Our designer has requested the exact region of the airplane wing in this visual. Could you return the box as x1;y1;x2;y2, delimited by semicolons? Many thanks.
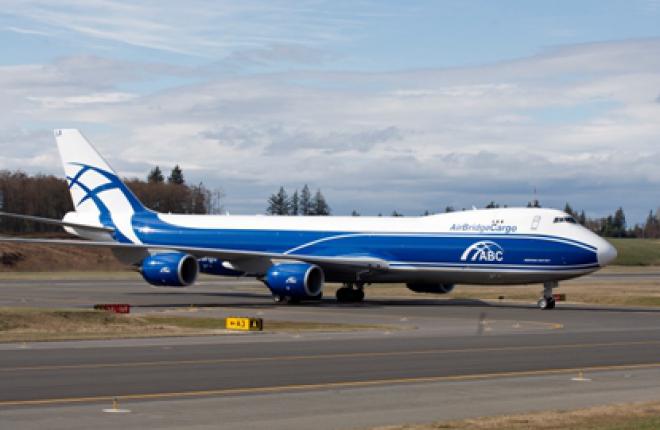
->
0;237;389;271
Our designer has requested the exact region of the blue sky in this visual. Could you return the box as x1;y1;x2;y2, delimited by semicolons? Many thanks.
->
1;1;660;223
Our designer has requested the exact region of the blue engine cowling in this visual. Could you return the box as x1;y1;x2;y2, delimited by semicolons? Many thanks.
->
265;263;324;299
406;283;455;294
141;252;199;287
198;257;245;277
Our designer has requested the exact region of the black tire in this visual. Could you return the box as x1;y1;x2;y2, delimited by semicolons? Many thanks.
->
353;289;365;302
547;298;556;309
336;287;352;303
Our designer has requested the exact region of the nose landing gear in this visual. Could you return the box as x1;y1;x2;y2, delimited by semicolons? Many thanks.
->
537;281;557;310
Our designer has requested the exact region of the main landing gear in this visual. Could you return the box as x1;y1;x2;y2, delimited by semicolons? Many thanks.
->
336;282;365;303
537;281;557;310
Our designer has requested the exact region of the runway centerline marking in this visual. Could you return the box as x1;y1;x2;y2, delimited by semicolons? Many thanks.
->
3;339;660;373
2;362;660;407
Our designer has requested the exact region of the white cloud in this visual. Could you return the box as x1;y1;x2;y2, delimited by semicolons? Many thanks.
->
0;38;659;221
4;26;50;36
27;92;137;109
3;0;366;58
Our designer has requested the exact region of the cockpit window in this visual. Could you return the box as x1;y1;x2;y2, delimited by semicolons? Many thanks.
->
553;216;577;224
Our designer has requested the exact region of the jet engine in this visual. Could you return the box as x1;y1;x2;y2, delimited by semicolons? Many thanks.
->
406;282;455;294
141;252;198;287
265;263;324;301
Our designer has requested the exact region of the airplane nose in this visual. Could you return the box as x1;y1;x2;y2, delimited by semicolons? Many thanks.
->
598;241;618;266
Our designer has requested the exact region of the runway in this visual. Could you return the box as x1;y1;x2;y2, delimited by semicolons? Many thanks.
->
2;330;660;404
1;274;660;429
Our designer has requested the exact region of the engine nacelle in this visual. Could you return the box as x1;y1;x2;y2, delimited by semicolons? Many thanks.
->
198;257;245;277
141;252;198;287
406;283;455;294
265;263;324;299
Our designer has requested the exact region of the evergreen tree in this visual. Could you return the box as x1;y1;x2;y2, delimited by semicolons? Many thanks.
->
578;210;587;225
351;210;360;216
290;190;299;215
147;166;164;183
612;207;627;237
168;165;185;185
486;201;500;209
526;199;541;208
300;184;312;215
391;210;403;217
599;208;627;238
267;186;290;215
310;189;330;215
564;203;576;217
643;210;659;239
444;206;455;213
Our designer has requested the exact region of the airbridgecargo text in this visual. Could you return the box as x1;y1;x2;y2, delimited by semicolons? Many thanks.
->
450;223;518;234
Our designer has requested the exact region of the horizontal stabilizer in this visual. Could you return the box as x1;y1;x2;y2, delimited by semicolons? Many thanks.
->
0;212;114;233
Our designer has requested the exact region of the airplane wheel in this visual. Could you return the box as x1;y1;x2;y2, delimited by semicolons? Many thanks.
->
273;295;300;304
336;287;352;303
537;297;555;310
547;298;556;309
336;287;364;303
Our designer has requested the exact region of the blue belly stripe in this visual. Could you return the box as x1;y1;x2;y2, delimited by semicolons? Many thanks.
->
126;212;599;270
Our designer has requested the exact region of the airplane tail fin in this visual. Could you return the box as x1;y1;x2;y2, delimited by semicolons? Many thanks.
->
54;129;148;242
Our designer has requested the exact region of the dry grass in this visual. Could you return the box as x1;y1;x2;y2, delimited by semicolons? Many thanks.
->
0;308;223;342
0;271;141;281
328;266;660;307
0;242;128;272
263;320;385;332
0;308;387;342
372;401;660;430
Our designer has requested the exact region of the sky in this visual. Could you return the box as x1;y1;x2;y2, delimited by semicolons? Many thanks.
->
1;1;660;223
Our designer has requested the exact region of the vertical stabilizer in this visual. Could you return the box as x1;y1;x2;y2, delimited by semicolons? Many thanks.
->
54;129;147;243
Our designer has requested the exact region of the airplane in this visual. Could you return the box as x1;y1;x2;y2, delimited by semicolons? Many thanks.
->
0;129;618;309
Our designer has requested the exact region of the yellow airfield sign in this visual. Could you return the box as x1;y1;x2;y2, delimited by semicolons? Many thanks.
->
225;317;263;331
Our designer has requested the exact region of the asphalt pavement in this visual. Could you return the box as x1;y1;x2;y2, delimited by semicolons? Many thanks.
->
0;274;659;429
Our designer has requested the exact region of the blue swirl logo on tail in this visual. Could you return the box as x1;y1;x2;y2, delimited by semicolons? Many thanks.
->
66;163;148;243
67;163;145;214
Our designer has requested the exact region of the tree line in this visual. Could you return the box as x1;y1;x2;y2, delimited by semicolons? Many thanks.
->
0;166;223;233
1;168;657;239
266;185;330;215
483;201;659;239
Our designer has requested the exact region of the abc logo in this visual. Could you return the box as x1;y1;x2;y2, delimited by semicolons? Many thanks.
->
460;241;504;262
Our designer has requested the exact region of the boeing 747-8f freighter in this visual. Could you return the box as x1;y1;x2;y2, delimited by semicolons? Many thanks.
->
0;129;617;309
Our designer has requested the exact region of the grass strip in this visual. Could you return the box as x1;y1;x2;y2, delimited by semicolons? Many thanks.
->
0;308;385;342
372;400;660;430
